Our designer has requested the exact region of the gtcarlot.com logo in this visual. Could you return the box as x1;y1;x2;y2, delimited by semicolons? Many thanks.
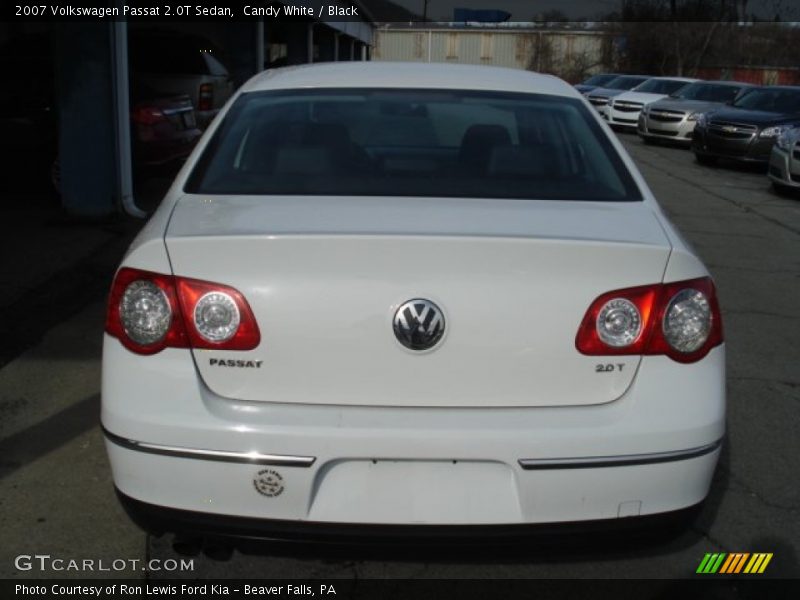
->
14;554;194;572
696;552;773;575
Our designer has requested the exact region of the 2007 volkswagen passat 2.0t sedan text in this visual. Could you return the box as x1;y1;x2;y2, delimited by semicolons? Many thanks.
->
102;63;725;538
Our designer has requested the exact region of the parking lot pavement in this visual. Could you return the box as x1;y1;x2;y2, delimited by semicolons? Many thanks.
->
0;301;143;579
1;135;798;580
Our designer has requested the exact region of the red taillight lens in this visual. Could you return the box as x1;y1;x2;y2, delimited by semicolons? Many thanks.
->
575;277;723;364
131;105;167;126
198;83;213;111
105;268;260;355
175;277;260;350
105;268;188;355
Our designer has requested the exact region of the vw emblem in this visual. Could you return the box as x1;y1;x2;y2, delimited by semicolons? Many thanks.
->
722;125;737;133
393;299;445;351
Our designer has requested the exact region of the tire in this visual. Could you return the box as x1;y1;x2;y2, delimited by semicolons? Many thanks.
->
641;136;656;145
694;153;718;166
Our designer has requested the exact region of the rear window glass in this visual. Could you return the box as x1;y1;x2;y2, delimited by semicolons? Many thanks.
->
185;89;642;202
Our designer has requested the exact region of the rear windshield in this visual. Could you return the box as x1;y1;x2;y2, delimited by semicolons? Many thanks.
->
185;88;642;201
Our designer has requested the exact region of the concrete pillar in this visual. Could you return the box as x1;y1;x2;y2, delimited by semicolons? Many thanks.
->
54;23;116;216
316;27;336;62
307;22;315;63
286;22;310;65
220;23;258;87
256;18;265;72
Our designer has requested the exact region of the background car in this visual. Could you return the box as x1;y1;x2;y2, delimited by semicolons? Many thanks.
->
638;80;754;145
128;84;202;167
102;63;725;540
574;73;618;95
52;84;201;193
692;85;800;165
586;75;651;117
129;29;235;129
767;125;800;194
606;77;697;131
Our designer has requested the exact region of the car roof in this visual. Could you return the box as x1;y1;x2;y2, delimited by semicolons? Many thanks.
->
241;62;580;98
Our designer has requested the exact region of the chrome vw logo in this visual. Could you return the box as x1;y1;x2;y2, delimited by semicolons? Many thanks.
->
393;299;445;351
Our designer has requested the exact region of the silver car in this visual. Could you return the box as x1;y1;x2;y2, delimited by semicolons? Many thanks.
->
638;81;753;145
768;126;800;194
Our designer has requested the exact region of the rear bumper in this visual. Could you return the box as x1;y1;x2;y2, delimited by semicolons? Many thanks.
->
107;435;720;529
116;488;705;543
102;337;725;528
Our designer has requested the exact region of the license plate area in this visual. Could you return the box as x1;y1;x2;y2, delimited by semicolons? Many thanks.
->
308;460;521;524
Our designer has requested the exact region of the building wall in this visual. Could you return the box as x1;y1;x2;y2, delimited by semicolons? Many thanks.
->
372;28;611;80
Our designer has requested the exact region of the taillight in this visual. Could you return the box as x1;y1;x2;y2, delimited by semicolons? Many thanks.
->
174;277;260;350
105;268;260;355
576;277;723;364
131;105;167;126
198;83;213;111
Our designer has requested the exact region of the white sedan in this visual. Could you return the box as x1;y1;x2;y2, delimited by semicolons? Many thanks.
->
102;62;725;537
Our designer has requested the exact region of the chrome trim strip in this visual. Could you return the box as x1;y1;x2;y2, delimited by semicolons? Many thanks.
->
518;439;722;470
103;428;316;467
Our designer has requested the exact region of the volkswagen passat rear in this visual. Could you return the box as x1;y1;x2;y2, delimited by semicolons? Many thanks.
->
102;63;725;537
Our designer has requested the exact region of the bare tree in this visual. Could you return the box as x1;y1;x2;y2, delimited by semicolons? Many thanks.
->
612;0;737;75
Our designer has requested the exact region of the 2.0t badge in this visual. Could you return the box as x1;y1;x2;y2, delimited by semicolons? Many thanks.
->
393;298;445;351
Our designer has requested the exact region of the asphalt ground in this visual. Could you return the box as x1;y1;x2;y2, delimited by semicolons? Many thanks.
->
0;133;798;585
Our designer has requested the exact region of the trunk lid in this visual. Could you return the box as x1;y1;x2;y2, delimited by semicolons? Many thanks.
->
165;195;671;408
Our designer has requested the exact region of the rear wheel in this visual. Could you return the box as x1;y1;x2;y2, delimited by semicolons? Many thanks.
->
694;153;718;166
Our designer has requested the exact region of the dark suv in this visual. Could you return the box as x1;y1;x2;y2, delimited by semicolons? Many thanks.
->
692;86;800;165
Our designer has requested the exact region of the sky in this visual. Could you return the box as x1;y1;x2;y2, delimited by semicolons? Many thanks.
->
389;0;799;22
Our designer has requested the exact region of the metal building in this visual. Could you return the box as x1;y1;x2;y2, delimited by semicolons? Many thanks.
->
373;25;612;77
